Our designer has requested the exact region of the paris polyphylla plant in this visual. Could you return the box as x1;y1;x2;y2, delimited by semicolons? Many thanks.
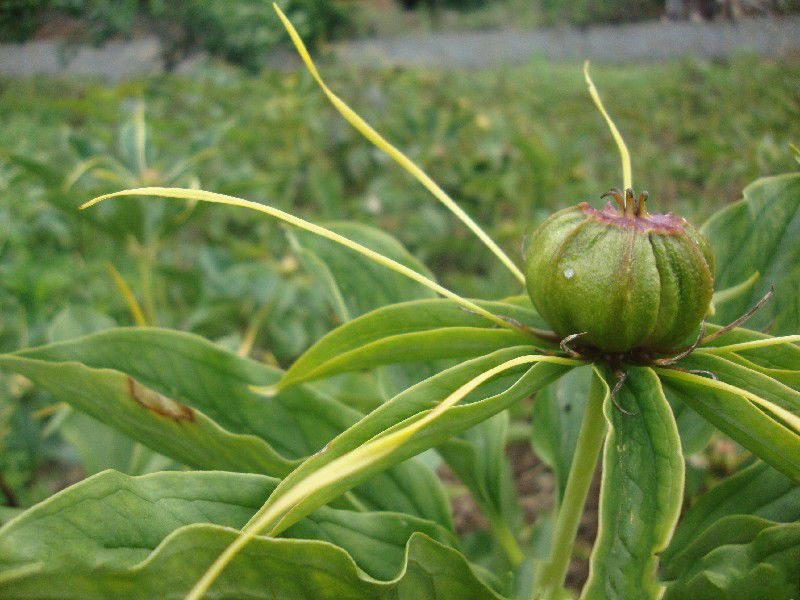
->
74;5;800;600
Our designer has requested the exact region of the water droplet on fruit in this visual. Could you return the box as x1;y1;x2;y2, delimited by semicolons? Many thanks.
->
563;268;575;280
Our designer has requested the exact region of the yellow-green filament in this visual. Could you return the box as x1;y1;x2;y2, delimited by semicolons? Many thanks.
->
273;3;525;285
584;61;632;194
81;187;514;331
106;262;148;326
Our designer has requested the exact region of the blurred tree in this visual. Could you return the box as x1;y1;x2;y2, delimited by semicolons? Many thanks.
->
394;0;489;12
0;0;352;71
0;0;46;41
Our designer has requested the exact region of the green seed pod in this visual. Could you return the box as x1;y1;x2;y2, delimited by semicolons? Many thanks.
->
525;190;715;354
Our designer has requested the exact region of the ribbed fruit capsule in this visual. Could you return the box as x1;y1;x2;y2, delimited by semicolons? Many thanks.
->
525;190;715;354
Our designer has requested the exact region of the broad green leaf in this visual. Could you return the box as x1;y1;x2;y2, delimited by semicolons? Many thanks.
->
280;298;551;389
663;460;800;571
44;305;172;476
290;221;437;319
1;327;356;467
663;333;797;458
582;367;684;600
662;353;800;481
721;351;800;391
314;370;389;413
702;173;800;334
0;351;286;475
0;328;453;526
290;222;464;407
0;508;21;527
289;230;352;323
3;527;505;599
531;365;592;503
188;347;577;599
0;470;478;597
709;271;760;311
189;350;575;598
438;412;523;566
259;348;573;538
661;516;800;600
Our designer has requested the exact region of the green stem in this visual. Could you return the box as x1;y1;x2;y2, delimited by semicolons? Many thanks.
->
136;240;158;326
127;442;148;474
506;420;532;443
489;513;525;567
533;375;607;600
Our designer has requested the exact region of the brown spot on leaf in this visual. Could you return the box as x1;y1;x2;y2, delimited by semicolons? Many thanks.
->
127;377;194;422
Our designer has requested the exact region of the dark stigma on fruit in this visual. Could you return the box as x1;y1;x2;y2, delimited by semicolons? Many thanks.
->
524;188;715;358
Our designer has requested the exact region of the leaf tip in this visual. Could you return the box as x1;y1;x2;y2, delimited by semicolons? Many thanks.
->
79;195;106;210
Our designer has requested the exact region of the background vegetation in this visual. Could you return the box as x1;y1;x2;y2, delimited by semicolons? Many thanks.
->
4;0;800;69
2;54;798;510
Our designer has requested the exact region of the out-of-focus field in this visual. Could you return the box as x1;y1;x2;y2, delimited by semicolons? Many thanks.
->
5;58;798;292
1;55;798;503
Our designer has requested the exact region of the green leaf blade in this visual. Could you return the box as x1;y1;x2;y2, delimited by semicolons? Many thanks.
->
252;348;575;539
662;517;800;600
0;470;496;599
0;328;453;526
3;529;507;600
661;353;800;482
698;325;800;392
438;412;524;565
280;298;549;389
582;367;684;600
702;172;800;334
0;353;288;476
663;460;800;577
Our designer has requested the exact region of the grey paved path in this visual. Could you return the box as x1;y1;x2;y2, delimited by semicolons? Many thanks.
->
0;15;798;80
0;37;163;79
336;15;800;68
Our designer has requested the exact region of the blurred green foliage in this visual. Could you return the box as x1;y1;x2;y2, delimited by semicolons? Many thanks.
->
393;0;662;26
0;0;351;71
394;0;491;11
0;0;46;42
0;56;799;508
2;57;799;339
539;0;662;25
372;0;800;33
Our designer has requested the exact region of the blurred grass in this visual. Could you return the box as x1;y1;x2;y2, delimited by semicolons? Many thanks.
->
1;55;799;312
351;0;548;37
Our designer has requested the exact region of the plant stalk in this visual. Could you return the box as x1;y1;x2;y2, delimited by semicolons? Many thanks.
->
489;513;525;567
136;240;158;326
532;375;607;600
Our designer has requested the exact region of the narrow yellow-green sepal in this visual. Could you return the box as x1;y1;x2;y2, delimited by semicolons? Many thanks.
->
584;61;632;194
273;3;526;285
82;187;513;330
